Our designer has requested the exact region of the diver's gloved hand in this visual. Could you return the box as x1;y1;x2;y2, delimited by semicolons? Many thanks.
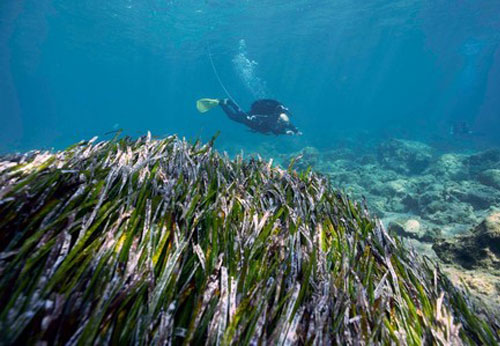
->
219;98;229;105
286;130;302;136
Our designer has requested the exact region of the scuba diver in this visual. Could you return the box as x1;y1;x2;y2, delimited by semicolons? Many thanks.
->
450;121;472;136
196;98;302;136
449;120;486;139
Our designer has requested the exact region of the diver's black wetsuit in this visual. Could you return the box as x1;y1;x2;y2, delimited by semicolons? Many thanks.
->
220;99;300;135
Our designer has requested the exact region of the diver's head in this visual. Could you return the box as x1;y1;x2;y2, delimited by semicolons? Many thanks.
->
279;113;290;123
276;104;292;122
450;121;471;136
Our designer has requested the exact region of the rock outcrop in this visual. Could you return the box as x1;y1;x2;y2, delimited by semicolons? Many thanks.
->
478;169;500;190
281;142;500;237
433;212;500;270
377;139;434;174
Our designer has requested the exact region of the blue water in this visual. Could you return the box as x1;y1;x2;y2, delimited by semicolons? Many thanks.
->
1;0;500;153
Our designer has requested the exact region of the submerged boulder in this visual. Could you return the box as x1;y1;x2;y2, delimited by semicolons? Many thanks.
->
478;169;500;190
0;135;498;344
433;212;500;271
427;153;469;180
388;218;442;243
288;146;319;170
388;219;423;239
377;139;434;175
447;180;500;210
322;147;356;162
468;149;500;175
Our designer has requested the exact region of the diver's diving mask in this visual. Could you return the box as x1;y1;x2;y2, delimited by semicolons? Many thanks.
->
279;113;290;123
276;105;291;122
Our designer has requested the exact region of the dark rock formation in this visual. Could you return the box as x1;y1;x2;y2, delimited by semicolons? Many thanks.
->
478;169;500;190
377;139;434;175
433;212;500;270
388;219;442;243
468;149;500;175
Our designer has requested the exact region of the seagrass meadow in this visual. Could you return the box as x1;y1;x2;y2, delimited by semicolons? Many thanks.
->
0;134;499;345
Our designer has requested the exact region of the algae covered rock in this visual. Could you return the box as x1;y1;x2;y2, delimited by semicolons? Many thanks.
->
289;146;319;170
433;212;500;271
388;218;442;243
0;135;498;345
371;179;413;198
388;219;422;239
428;153;469;180
478;169;500;190
444;266;500;315
377;138;434;174
322;147;355;162
468;149;500;175
448;180;500;210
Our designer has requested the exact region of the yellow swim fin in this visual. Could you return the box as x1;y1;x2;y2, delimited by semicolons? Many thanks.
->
196;98;220;113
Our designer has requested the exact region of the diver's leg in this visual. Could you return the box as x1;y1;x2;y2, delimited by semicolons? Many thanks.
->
220;99;245;122
219;99;262;132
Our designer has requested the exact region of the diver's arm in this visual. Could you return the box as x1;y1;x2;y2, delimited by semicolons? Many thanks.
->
282;122;301;136
290;123;301;135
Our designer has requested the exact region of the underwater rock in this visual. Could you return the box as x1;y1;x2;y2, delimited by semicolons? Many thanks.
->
1;135;498;344
388;221;406;236
417;186;451;214
401;193;419;212
370;179;413;198
359;154;377;165
425;206;479;232
322;148;355;162
377;138;434;175
290;146;319;170
467;149;500;175
433;212;500;271
421;227;443;243
368;197;389;217
448;181;500;210
326;169;359;186
317;139;500;239
385;197;408;213
426;153;469;180
478;169;500;190
388;218;441;242
388;219;422;239
443;266;500;315
405;179;497;230
325;158;359;172
405;218;421;234
407;174;436;191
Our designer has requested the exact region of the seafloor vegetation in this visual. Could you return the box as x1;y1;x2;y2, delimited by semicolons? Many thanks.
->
0;134;499;344
264;138;500;310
